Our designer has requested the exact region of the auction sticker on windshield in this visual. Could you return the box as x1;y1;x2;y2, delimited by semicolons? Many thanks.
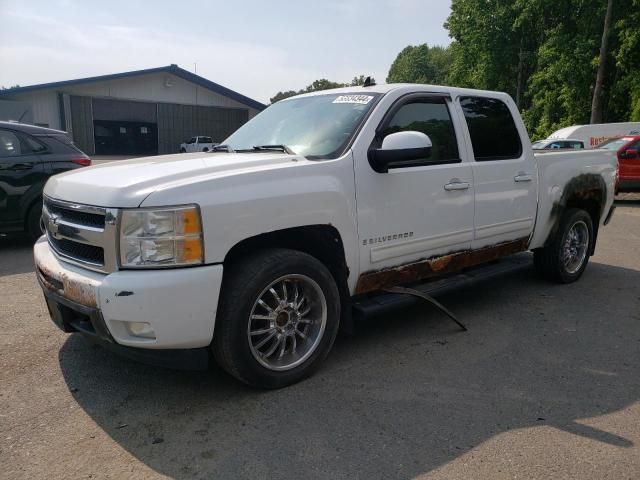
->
333;95;374;105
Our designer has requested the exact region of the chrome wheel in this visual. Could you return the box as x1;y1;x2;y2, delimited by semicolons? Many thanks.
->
562;220;589;274
247;274;327;371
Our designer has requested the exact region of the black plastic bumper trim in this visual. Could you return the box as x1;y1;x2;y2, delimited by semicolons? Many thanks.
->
38;278;209;371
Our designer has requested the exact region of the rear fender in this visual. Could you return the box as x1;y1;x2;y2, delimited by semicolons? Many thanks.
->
544;174;606;255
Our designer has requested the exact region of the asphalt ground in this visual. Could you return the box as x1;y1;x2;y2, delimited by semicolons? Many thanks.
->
1;194;639;479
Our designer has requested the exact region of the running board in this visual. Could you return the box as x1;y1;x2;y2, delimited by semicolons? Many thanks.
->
352;252;532;321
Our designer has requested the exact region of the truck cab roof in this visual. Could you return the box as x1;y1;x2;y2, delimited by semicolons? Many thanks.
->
285;83;514;103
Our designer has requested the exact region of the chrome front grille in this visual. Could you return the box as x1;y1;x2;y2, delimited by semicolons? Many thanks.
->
45;202;106;229
43;196;118;273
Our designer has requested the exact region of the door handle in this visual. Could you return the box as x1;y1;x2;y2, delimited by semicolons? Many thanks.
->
444;180;471;191
514;172;533;182
5;163;34;171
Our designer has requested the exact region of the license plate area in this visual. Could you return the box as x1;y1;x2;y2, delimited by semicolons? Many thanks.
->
45;297;75;333
45;296;96;335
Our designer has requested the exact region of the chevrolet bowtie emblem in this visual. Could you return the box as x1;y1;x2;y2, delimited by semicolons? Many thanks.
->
48;213;60;238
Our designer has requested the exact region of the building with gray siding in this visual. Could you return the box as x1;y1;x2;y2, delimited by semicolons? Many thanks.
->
0;64;265;156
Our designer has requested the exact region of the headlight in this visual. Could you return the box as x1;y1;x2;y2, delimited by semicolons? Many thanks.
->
119;205;203;268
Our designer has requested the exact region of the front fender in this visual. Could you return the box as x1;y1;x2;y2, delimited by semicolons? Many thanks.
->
141;153;361;291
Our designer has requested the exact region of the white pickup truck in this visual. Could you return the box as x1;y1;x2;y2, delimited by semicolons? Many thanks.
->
35;84;617;388
179;135;217;153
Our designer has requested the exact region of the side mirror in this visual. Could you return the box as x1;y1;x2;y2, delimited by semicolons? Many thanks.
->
368;131;433;173
624;149;638;160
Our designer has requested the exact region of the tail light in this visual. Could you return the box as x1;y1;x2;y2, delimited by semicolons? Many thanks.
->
71;154;91;166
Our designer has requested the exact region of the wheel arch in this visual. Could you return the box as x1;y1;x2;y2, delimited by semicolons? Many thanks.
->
545;174;606;256
222;225;354;333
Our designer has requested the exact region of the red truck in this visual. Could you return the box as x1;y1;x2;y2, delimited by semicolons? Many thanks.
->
598;135;640;192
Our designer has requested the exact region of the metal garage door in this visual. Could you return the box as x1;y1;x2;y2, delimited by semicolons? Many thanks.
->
69;96;94;155
92;99;158;156
157;104;248;154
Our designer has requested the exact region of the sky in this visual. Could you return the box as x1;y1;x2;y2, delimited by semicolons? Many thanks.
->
0;0;452;104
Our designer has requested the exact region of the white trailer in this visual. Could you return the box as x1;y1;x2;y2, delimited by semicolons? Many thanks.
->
548;122;640;148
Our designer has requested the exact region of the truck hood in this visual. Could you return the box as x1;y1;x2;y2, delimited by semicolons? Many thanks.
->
44;152;304;207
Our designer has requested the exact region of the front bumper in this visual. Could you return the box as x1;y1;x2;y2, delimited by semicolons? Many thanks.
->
34;237;224;368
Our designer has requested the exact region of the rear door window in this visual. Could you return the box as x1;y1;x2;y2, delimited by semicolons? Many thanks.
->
460;96;522;161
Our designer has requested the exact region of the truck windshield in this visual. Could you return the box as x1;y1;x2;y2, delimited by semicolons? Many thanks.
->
222;93;381;159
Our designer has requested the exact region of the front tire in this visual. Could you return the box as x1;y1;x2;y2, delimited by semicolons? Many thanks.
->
213;249;340;388
534;208;594;283
180;148;186;153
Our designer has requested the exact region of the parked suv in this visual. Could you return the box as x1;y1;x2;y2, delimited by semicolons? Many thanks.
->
0;121;90;240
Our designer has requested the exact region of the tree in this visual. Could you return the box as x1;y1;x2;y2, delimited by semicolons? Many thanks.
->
349;75;373;86
591;0;614;123
386;44;451;85
270;90;299;103
443;0;637;138
302;79;345;93
269;75;375;104
445;0;544;103
613;0;640;120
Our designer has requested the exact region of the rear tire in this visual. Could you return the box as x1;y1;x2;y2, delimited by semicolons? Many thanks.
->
180;148;186;153
26;201;44;242
212;248;340;389
202;147;209;152
534;208;594;283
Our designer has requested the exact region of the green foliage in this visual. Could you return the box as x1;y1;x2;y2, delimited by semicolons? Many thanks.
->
613;0;640;121
445;0;522;95
387;0;639;138
349;75;374;86
386;44;452;85
270;76;375;104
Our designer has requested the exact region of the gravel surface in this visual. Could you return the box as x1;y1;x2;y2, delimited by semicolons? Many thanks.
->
1;196;639;479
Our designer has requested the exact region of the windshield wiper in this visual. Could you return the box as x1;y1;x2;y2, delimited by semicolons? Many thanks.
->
250;145;296;155
211;144;235;152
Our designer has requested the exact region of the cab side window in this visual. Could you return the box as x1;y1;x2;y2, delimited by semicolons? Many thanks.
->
381;99;459;163
460;96;522;161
